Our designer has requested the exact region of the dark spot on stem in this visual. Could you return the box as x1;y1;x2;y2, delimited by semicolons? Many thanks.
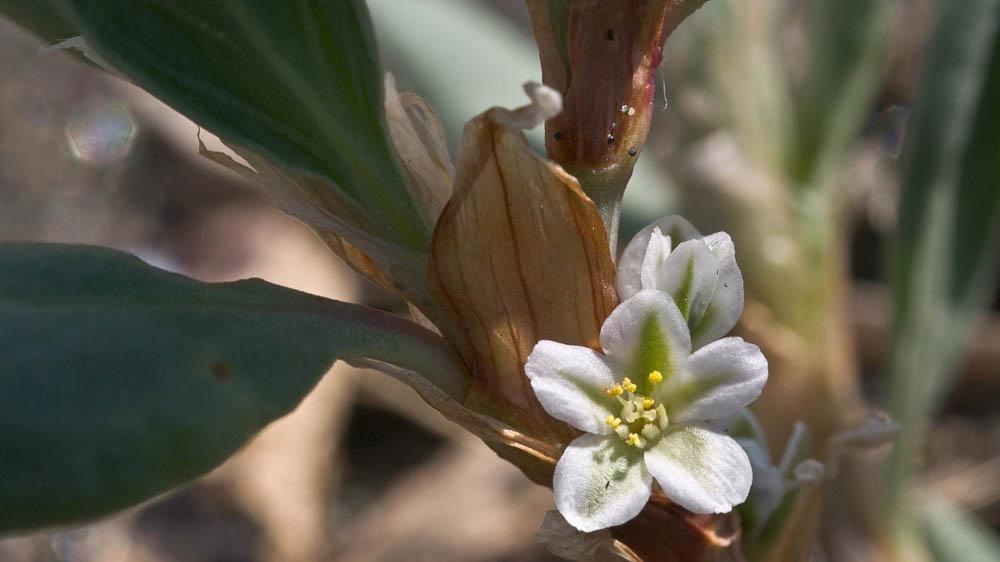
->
628;147;637;157
553;131;564;141
211;362;231;381
606;29;615;41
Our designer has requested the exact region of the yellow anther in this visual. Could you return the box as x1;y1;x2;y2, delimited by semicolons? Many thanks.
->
603;384;624;396
642;397;655;409
626;433;642;447
605;415;622;429
648;370;663;384
622;377;638;393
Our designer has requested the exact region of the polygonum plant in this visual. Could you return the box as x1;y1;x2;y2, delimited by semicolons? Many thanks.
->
0;2;762;561
526;217;768;531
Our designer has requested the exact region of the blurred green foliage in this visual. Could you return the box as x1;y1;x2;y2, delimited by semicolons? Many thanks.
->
886;0;1000;555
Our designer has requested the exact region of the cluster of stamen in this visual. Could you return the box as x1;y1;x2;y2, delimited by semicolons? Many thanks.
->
602;371;669;449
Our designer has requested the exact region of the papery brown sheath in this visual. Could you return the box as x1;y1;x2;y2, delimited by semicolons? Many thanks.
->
428;106;618;448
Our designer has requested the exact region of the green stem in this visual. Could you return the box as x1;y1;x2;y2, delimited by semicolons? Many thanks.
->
568;165;630;256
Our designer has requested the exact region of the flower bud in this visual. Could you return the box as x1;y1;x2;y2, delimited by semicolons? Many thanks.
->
525;0;709;245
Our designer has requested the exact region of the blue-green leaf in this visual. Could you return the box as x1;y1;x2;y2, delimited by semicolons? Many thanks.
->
885;0;1000;523
790;0;895;186
0;243;466;532
0;1;77;45
52;0;428;249
922;498;1000;562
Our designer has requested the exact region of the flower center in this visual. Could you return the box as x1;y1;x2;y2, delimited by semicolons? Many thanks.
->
602;371;669;449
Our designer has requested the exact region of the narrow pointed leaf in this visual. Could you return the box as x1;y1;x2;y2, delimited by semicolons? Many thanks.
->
790;0;895;186
0;243;466;532
56;0;428;249
922;498;1000;562
0;1;78;46
885;0;1000;525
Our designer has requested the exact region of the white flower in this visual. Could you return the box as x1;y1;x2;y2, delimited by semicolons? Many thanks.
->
616;215;744;349
524;216;766;532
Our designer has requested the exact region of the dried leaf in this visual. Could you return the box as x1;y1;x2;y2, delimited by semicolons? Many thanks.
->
610;495;747;562
536;510;641;561
384;74;454;227
428;108;618;445
352;358;559;486
198;136;433;311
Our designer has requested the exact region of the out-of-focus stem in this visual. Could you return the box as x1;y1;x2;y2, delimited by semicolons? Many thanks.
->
675;132;864;452
678;138;880;562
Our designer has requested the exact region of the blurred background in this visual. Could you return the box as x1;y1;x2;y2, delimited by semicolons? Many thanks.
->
0;0;996;561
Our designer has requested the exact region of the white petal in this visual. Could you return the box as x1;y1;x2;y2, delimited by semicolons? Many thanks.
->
663;337;768;423
653;239;719;326
640;229;672;293
691;233;744;348
554;433;652;532
599;291;691;391
525;341;621;434
616;216;701;300
644;426;752;514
